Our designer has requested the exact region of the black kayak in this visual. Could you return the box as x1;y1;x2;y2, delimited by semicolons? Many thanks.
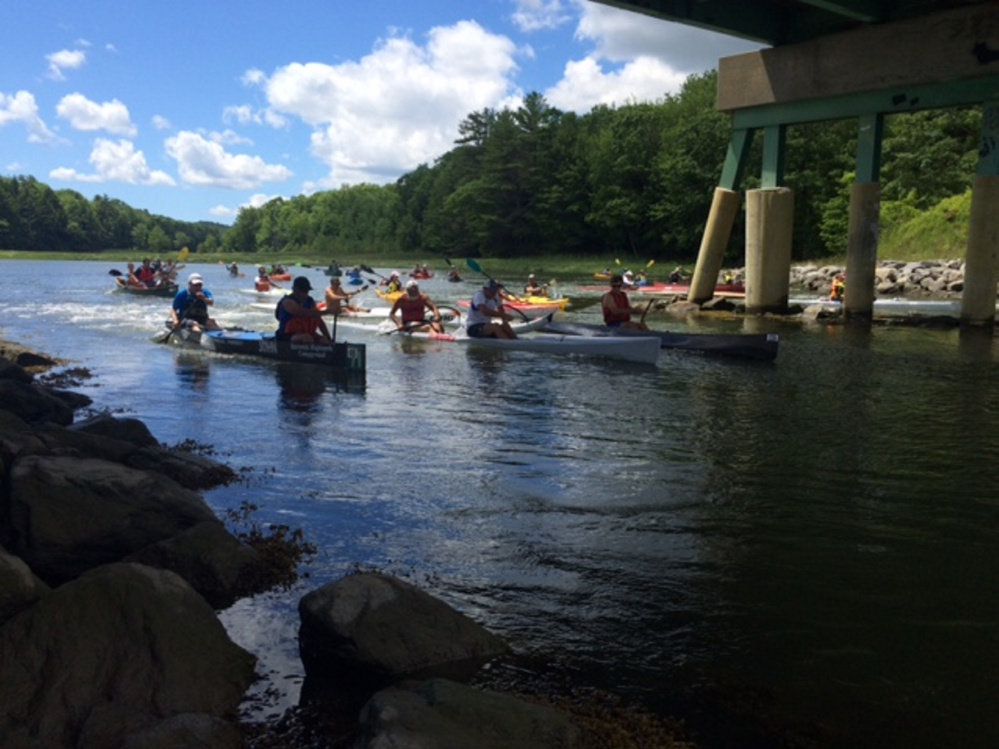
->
542;320;779;361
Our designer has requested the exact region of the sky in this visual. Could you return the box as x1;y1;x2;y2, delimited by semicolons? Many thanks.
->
0;0;762;225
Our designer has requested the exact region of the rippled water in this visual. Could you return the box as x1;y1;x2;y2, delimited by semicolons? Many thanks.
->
4;259;999;747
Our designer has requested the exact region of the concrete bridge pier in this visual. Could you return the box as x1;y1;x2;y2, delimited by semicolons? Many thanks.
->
843;181;881;320
960;175;999;327
689;187;741;304
744;187;794;314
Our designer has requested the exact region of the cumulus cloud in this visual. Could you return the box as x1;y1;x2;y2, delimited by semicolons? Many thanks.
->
0;90;57;143
545;55;685;112
223;104;287;129
46;49;86;80
255;20;520;186
572;0;762;75
512;0;573;32
56;93;137;136
152;115;171;130
49;138;175;185
164;130;292;189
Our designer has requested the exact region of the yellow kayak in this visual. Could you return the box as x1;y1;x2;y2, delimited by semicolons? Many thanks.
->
375;289;404;302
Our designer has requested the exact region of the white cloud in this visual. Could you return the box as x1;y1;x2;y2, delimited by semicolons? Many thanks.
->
152;115;171;130
545;55;685;112
256;20;521;186
572;0;762;75
210;192;285;220
207;128;253;146
0;90;57;143
512;0;572;32
223;104;287;129
50;138;175;185
56;93;137;136
164;130;292;189
46;49;86;80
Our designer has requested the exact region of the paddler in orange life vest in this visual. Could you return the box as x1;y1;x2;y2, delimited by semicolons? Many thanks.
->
255;266;283;292
602;274;650;331
830;273;845;302
389;280;444;334
275;276;332;344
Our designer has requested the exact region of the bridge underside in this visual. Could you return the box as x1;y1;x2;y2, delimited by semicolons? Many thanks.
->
594;0;999;324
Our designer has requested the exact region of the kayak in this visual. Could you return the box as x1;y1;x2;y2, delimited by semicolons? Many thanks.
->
541;321;779;361
461;334;661;364
370;311;555;338
456;296;569;313
199;329;366;372
249;303;392;318
409;271;434;279
578;282;745;297
375;289;404;302
268;273;292;282
239;287;286;298
114;278;178;297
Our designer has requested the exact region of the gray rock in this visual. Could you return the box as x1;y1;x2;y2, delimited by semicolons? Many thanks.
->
6;455;218;585
357;678;582;749
0;563;255;749
0;547;50;625
0;378;74;425
299;572;509;682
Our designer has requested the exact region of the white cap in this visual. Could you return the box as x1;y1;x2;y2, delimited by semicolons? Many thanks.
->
188;273;203;284
405;279;419;290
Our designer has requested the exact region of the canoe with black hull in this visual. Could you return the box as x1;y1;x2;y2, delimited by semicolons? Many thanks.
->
542;321;779;361
198;329;366;373
462;334;661;364
114;278;178;297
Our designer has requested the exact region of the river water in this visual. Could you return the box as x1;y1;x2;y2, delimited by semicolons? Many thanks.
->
3;259;998;748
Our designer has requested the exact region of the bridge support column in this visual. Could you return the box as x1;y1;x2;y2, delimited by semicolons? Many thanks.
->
745;187;794;314
690;187;741;304
844;181;880;319
960;174;999;326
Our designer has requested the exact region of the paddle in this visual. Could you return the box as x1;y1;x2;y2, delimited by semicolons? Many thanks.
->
640;299;654;326
360;264;388;281
465;259;535;323
152;319;181;344
108;269;123;276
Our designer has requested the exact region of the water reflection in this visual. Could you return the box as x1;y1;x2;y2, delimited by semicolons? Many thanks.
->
275;364;331;413
172;351;211;394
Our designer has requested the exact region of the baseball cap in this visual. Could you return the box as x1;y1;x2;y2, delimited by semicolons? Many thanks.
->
405;279;419;290
483;280;501;291
188;273;203;284
293;276;313;291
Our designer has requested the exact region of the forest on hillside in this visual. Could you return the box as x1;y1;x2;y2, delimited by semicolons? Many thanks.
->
1;71;982;262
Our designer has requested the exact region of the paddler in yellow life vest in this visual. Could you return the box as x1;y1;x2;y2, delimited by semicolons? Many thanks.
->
830;273;845;302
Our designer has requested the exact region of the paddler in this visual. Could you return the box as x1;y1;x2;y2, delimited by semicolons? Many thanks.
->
602;274;649;331
275;276;332;344
830;273;845;302
523;274;546;297
389;280;444;334
170;273;219;333
324;277;369;316
465;279;517;339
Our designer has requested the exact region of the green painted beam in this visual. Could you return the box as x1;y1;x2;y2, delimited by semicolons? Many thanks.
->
761;125;787;188
732;74;999;129
856;113;883;184
719;128;756;190
978;102;999;177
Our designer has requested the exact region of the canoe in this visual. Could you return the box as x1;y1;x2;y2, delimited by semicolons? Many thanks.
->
461;334;661;365
542;320;779;361
199;329;366;372
578;282;745;297
114;278;178;297
371;311;555;339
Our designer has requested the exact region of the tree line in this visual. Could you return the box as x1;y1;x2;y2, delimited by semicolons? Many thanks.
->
1;70;981;262
0;175;227;254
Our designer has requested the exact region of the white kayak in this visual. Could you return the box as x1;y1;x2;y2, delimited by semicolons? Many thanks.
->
249;303;395;319
239;287;286;298
372;312;554;338
461;334;661;364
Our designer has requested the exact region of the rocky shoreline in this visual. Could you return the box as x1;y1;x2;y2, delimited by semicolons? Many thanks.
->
0;337;700;749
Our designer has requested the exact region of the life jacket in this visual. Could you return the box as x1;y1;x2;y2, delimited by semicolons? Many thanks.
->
276;295;318;338
135;266;157;286
179;291;209;324
603;289;632;325
397;294;426;324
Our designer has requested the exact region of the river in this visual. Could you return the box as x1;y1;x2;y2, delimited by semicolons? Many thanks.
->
3;259;998;748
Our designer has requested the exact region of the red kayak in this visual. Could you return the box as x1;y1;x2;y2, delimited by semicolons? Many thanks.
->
577;281;745;297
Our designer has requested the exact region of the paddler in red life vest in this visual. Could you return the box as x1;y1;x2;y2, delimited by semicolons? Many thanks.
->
275;276;332;344
602;274;649;331
389;280;444;334
830;273;845;302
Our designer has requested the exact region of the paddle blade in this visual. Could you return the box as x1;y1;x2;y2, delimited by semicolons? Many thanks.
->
178;247;190;262
646;259;656;268
615;258;621;266
466;258;483;274
443;258;454;267
108;269;123;276
151;328;175;344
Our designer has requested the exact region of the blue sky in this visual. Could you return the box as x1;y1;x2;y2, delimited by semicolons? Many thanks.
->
0;0;761;225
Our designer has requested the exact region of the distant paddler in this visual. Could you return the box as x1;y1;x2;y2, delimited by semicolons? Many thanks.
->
602;274;649;331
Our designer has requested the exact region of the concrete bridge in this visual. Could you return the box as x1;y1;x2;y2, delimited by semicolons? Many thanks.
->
594;1;999;325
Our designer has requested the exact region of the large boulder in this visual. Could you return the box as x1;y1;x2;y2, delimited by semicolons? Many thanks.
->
5;455;219;586
0;563;255;749
0;378;75;425
356;678;582;749
0;547;50;625
299;572;509;683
